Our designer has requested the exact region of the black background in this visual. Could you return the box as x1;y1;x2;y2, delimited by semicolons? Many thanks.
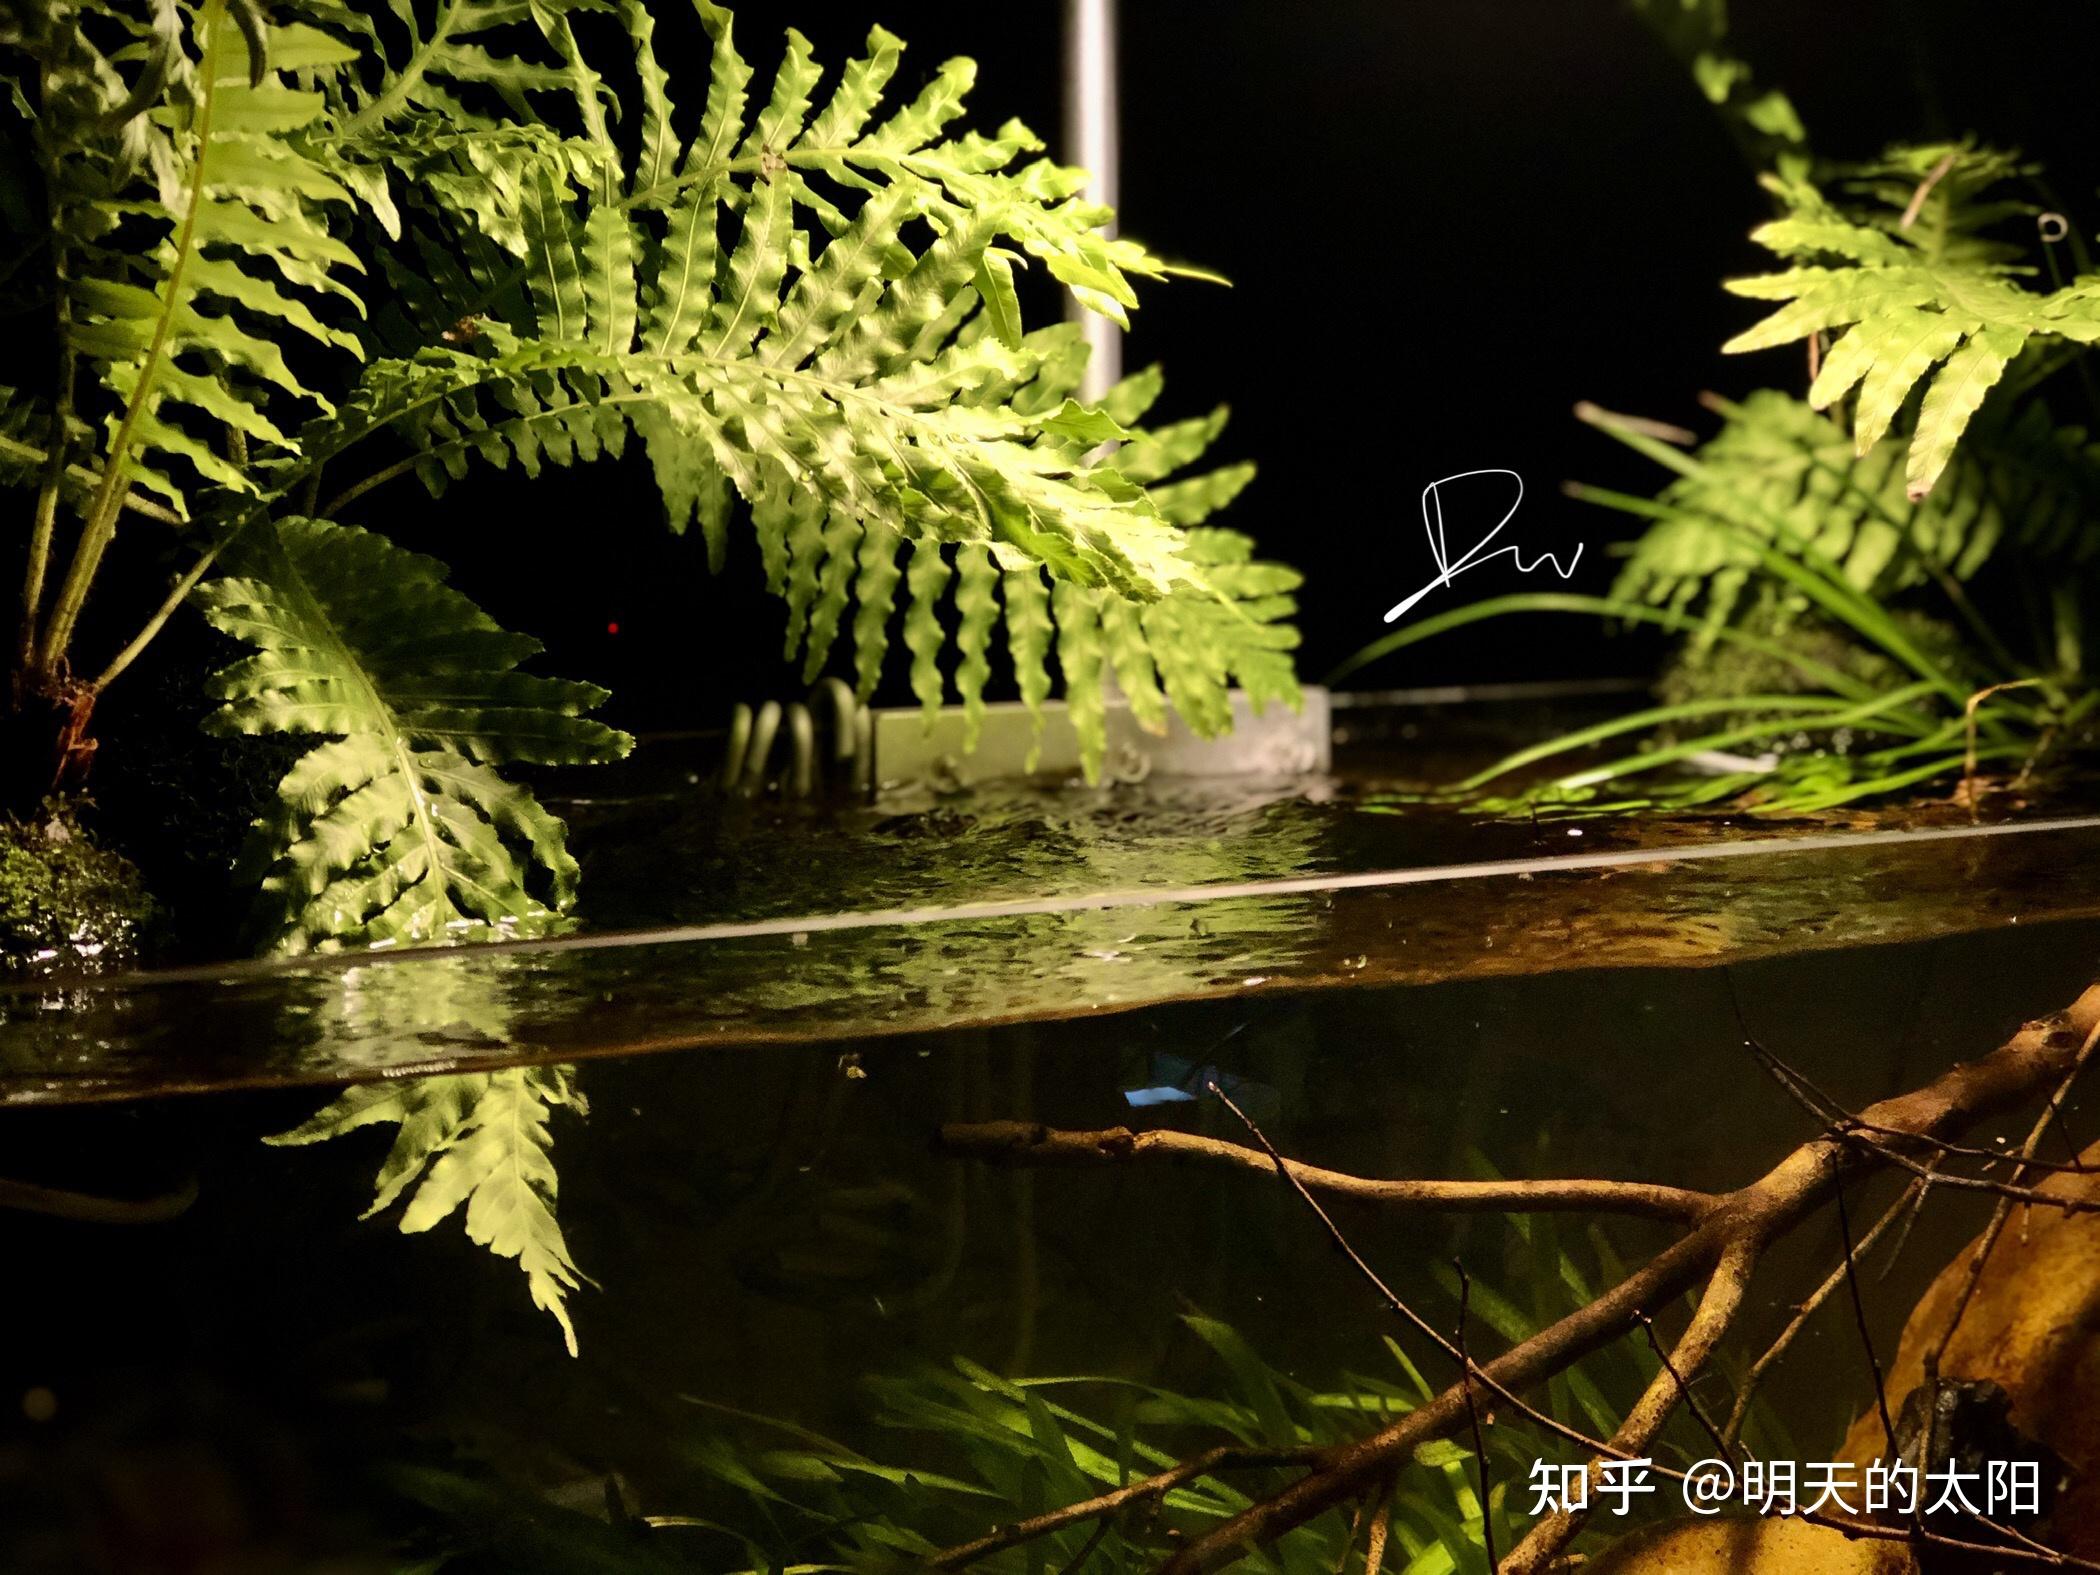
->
69;2;2100;727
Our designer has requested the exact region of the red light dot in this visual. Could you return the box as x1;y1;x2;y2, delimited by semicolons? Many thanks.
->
606;621;620;636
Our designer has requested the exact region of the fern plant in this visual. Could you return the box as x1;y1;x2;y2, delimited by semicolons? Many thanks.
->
2;1;1296;1344
1339;0;2100;818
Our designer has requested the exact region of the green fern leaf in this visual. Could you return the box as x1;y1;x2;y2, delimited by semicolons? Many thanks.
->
903;536;951;722
1100;596;1168;734
63;2;363;512
802;515;861;681
850;521;903;699
1052;579;1105;781
1590;389;2100;653
268;1064;590;1354
951;542;998;749
1718;146;2100;497
1907;325;2026;498
283;7;1296;785
1003;563;1054;768
194;515;632;953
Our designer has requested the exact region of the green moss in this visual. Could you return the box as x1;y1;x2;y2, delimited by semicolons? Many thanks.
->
0;800;157;973
1657;601;1969;710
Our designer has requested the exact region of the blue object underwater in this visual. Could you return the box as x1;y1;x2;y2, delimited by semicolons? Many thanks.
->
1122;1051;1281;1122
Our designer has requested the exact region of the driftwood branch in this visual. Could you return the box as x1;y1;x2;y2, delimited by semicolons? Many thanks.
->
928;982;2100;1574
935;1120;1718;1222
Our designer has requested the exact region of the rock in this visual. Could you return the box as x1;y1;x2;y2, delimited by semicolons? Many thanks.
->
1586;1516;1914;1573
1838;1138;2100;1556
0;798;157;974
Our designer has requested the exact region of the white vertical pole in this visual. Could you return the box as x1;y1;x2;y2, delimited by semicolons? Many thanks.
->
1063;0;1121;402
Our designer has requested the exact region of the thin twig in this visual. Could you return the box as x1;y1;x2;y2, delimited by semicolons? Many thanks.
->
924;1443;1315;1570
1751;1041;2100;1209
1195;1084;1645;1468
1635;1308;1733;1462
1834;1181;1900;1461
1879;1164;1939;1280
1052;1516;1112;1575
1723;1164;1933;1448
1334;1496;1368;1575
1901;148;1962;230
1453;1261;1498;1573
1923;1014;2100;1389
1964;679;2048;821
1752;1035;2092;1177
937;1121;1716;1222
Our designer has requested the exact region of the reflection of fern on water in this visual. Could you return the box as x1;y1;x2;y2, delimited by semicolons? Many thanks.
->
262;957;592;1353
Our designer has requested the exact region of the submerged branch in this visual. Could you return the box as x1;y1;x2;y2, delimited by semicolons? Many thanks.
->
922;1442;1318;1571
935;983;2100;1574
934;1121;1718;1222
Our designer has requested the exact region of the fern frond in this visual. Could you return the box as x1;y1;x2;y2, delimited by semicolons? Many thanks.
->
1051;578;1105;780
263;6;1294;781
193;515;632;953
951;542;998;748
1722;144;2100;498
61;3;365;513
1630;0;1807;174
267;1063;590;1354
0;384;57;487
1002;563;1053;769
1592;389;2100;655
311;0;611;139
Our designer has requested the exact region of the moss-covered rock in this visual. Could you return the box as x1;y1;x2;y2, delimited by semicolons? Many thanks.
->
0;799;157;974
1657;603;1969;711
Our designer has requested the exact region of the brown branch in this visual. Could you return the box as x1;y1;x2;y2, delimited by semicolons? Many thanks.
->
1148;983;2100;1574
1723;1163;1933;1448
1499;1243;1755;1574
1752;1041;2100;1207
1363;1491;1392;1573
929;985;2100;1575
922;1442;1316;1570
935;1121;1717;1222
1925;1012;2100;1385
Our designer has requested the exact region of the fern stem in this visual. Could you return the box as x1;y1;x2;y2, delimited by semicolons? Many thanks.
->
340;0;465;136
0;434;184;529
35;0;225;678
17;54;75;678
18;335;71;677
321;454;426;516
90;541;226;695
